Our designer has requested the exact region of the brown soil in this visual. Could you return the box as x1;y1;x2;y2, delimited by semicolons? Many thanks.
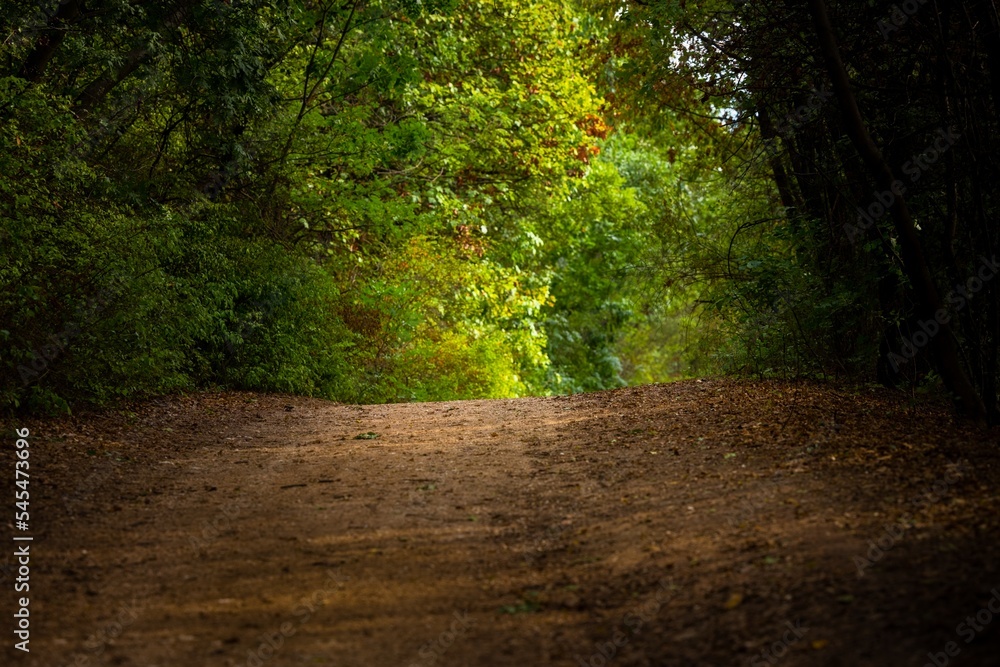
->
3;379;1000;667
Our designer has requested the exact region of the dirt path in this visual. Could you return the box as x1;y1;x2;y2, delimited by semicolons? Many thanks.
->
3;379;1000;666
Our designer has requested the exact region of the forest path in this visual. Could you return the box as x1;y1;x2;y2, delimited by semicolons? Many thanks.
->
5;379;1000;667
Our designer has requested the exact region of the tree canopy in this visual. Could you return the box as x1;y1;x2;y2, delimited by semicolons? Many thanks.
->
3;0;999;422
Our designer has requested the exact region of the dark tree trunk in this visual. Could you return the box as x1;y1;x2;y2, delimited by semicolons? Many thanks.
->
807;0;988;422
73;47;149;117
17;0;83;82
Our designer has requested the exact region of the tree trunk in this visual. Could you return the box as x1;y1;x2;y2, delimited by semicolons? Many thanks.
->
17;0;83;82
74;46;149;118
807;0;988;422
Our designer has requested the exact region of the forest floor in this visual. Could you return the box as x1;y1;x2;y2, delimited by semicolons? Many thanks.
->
3;379;1000;667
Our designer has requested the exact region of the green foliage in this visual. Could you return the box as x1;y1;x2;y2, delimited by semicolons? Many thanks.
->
12;0;895;415
334;234;552;403
3;0;670;414
539;154;644;392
